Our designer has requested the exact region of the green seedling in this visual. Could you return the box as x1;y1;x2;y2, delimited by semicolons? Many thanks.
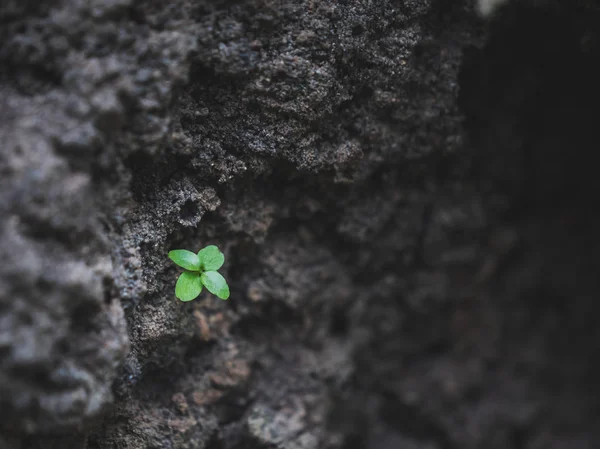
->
168;245;230;301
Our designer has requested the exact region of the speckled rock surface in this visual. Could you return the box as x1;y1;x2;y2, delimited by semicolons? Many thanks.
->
2;0;600;448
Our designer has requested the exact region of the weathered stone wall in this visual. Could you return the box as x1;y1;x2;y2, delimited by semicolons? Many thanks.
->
1;0;599;448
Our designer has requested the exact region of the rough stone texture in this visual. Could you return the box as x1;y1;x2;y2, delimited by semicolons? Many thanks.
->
2;0;600;449
0;3;132;439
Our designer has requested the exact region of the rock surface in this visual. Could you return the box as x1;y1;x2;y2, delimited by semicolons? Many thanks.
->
1;0;599;448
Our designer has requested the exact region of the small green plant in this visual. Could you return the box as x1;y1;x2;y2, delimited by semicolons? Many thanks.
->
168;245;230;301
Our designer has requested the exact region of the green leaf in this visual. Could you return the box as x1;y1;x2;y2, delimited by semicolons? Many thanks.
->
201;271;230;300
175;271;203;302
197;245;225;271
169;250;201;271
